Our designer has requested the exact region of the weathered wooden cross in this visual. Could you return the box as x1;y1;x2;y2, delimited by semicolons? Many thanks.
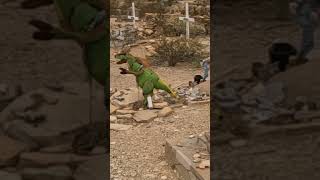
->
179;2;195;39
128;2;139;28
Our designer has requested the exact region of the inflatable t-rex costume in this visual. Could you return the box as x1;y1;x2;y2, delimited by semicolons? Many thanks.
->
21;0;108;86
21;0;108;153
115;51;177;108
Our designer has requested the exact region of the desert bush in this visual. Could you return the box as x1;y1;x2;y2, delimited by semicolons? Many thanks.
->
153;37;206;66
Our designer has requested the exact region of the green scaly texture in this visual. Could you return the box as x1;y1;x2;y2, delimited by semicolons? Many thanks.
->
54;0;108;86
117;54;176;101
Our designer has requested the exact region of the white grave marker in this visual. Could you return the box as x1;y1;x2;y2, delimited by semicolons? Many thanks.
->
128;2;139;28
179;2;195;39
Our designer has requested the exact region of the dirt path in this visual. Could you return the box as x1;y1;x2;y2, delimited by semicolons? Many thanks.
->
110;57;210;179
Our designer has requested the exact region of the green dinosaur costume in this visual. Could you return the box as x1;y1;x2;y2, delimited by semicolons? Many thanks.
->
21;0;109;153
21;0;108;86
115;53;177;107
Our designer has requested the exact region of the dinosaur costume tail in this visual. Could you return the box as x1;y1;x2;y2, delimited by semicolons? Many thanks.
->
155;79;177;98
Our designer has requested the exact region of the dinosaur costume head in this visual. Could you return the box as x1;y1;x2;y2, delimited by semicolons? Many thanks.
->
114;47;130;64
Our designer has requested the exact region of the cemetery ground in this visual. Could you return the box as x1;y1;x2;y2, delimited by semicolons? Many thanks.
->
110;1;210;179
213;1;320;179
110;59;210;179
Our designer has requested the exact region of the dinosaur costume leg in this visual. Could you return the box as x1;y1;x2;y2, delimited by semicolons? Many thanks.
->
142;80;154;108
154;79;176;97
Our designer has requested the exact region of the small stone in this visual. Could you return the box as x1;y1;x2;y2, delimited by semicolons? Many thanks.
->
189;135;195;138
193;158;201;163
153;102;168;109
229;139;248;148
110;116;117;123
111;88;140;108
161;176;167;180
177;143;183;147
253;110;275;122
116;114;133;119
154;117;164;123
133;110;158;123
110;104;118;114
152;95;162;103
116;109;137;114
110;124;133;131
197;160;210;169
110;142;116;145
158;107;174;117
193;153;201;159
145;29;154;35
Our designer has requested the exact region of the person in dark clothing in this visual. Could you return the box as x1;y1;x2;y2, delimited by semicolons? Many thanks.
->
290;0;320;64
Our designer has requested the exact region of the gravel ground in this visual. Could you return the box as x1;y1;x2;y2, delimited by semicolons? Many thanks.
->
110;56;210;180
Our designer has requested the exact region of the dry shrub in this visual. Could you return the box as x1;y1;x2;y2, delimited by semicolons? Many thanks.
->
154;37;206;66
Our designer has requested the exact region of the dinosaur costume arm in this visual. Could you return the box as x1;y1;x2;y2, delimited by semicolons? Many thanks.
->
127;70;144;76
53;23;107;43
119;68;143;76
28;19;107;43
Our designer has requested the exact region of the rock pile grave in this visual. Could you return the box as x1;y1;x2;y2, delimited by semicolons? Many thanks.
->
110;81;210;129
0;82;107;180
213;63;320;142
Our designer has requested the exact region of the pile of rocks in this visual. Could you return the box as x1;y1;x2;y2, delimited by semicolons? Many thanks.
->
0;82;107;180
176;81;210;102
136;21;157;38
110;87;175;129
214;73;320;126
110;83;210;130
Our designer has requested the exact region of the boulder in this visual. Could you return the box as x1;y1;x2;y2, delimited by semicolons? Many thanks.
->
158;107;174;117
133;110;158;123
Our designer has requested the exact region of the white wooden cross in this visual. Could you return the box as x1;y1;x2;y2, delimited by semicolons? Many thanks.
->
179;2;194;39
128;2;139;28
